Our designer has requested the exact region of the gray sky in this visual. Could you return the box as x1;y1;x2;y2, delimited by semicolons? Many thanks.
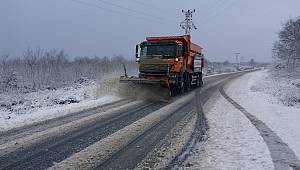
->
0;0;299;62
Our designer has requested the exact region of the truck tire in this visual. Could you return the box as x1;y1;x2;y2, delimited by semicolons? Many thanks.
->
200;74;203;86
179;69;185;94
196;77;200;87
179;80;185;94
197;73;203;87
185;73;191;91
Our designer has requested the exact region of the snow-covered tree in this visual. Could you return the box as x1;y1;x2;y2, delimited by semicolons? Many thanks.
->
0;48;137;93
273;17;300;71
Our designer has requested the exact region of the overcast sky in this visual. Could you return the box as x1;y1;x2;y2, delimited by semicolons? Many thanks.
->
0;0;299;62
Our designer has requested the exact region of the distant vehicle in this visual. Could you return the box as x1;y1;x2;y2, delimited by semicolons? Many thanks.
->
206;68;212;74
120;35;204;99
238;66;255;71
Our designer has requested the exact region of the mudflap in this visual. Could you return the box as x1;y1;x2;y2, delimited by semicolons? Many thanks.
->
119;77;171;102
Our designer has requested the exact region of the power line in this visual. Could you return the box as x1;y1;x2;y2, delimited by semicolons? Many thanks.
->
96;0;166;23
71;0;122;15
190;0;237;39
191;0;237;54
198;0;237;27
130;0;177;23
196;0;228;23
129;0;174;14
70;0;163;24
199;0;227;17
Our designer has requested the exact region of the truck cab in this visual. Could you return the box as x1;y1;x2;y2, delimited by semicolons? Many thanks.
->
135;35;204;94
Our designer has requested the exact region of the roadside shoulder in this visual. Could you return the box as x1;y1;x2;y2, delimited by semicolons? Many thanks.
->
225;70;300;160
183;90;273;169
0;95;120;132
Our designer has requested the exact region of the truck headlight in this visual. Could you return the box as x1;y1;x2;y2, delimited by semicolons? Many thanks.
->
175;58;179;62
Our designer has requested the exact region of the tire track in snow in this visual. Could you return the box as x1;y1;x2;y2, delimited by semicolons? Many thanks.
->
220;86;300;170
167;71;249;169
0;102;164;169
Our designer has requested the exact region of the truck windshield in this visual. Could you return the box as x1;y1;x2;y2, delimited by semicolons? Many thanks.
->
141;45;177;58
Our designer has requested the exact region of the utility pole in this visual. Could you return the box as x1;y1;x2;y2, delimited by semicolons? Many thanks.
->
240;56;244;66
180;9;197;35
235;52;240;69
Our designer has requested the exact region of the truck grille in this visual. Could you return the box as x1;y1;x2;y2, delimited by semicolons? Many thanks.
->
139;63;170;74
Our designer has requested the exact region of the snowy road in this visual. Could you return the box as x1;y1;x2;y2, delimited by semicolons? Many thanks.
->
0;71;255;170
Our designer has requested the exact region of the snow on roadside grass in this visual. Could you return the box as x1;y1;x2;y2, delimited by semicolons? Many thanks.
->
0;78;121;132
183;91;273;170
251;69;300;107
226;70;300;159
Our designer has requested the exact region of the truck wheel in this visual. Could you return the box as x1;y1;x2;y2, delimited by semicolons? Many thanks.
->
185;74;191;91
196;77;200;87
170;86;177;96
180;81;185;94
197;74;203;87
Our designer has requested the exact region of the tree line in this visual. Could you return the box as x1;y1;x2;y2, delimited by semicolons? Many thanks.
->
0;48;137;93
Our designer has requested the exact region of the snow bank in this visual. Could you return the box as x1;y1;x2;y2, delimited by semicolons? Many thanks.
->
0;79;121;132
226;70;300;159
0;95;120;132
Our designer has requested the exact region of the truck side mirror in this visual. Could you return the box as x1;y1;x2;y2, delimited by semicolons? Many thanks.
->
178;44;183;56
135;45;139;58
201;58;205;67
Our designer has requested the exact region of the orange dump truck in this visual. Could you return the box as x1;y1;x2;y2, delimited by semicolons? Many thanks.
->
120;35;204;100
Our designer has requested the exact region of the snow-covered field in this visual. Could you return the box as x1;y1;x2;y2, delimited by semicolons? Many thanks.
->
0;78;121;132
184;69;300;169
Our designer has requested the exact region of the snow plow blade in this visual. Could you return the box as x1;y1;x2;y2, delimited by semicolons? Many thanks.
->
119;76;171;101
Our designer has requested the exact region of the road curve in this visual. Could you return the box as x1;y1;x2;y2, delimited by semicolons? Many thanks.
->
0;71;250;170
49;71;249;170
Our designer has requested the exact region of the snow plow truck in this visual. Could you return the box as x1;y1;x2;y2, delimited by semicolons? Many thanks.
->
120;35;204;100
